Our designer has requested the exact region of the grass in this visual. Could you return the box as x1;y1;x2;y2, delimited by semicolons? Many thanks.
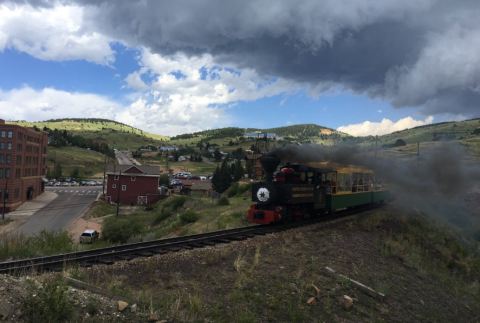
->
47;146;115;179
0;230;78;261
90;201;117;218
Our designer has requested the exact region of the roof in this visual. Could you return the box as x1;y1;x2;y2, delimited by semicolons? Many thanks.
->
304;161;374;174
106;164;160;176
82;229;97;234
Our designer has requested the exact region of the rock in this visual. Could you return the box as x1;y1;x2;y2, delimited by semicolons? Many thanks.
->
342;295;353;311
117;301;129;312
307;284;321;295
148;313;159;321
130;304;137;313
0;287;5;291
307;297;317;306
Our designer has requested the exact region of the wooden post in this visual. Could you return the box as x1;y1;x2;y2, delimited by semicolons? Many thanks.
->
323;267;385;299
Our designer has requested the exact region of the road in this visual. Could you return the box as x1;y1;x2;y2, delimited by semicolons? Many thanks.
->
17;186;102;236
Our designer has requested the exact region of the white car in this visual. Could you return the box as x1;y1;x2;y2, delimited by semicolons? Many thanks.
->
55;182;61;186
71;181;77;186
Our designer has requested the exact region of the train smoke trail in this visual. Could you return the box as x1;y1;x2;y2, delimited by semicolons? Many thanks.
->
268;143;480;238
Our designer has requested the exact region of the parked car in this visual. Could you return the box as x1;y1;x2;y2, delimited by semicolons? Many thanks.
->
55;182;61;186
80;181;87;186
62;182;68;186
71;181;77;186
80;230;99;243
47;181;54;186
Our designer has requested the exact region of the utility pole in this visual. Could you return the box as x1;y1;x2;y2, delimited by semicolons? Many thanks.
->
53;150;56;174
116;170;121;217
417;142;420;166
2;181;8;220
102;153;107;196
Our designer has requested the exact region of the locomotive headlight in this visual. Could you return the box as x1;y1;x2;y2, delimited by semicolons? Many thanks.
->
257;187;270;202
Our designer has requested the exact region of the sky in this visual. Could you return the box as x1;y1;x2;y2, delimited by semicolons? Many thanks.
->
0;0;479;137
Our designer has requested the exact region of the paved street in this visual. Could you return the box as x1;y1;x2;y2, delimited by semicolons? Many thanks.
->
15;186;102;236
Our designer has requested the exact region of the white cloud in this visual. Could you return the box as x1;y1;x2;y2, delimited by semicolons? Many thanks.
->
0;86;122;121
377;110;382;113
0;86;229;136
0;4;114;64
337;116;434;136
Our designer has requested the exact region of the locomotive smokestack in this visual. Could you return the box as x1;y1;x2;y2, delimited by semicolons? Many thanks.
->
260;155;281;182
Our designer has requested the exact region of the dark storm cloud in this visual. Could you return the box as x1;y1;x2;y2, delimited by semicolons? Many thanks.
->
4;0;480;117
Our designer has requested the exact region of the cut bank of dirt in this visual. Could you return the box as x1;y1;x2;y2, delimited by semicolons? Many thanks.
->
1;203;478;322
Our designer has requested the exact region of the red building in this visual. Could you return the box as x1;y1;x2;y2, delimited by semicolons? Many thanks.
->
105;164;161;205
0;119;48;213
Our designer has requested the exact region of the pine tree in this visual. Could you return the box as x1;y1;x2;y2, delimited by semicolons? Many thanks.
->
233;160;245;182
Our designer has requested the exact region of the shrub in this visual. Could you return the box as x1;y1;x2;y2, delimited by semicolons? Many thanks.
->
102;217;143;243
237;183;252;196
217;197;230;206
25;278;75;323
180;210;198;225
228;182;239;197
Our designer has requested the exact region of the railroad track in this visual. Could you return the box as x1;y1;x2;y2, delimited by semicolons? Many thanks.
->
0;204;381;275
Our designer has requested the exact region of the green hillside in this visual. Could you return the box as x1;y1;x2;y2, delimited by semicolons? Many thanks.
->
47;146;116;179
8;118;169;150
349;118;480;156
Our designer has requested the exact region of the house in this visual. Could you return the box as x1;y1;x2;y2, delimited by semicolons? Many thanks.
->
0;119;49;212
105;164;161;205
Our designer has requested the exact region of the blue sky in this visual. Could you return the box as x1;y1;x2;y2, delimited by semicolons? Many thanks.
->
0;1;478;136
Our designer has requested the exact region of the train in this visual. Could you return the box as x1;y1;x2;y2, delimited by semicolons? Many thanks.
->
248;155;391;225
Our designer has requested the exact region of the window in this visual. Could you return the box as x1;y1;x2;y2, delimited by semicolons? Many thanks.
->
0;130;4;138
14;188;19;198
0;169;3;178
0;143;4;149
15;169;20;178
0;154;3;164
131;176;136;181
7;143;11;150
17;144;22;151
16;155;21;165
0;188;2;199
6;155;10;164
112;184;116;188
43;147;46;154
18;132;24;140
114;175;119;180
122;185;126;191
7;131;12;138
5;168;10;178
42;157;46;165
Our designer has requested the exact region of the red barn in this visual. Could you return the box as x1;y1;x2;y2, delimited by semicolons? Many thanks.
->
105;164;161;205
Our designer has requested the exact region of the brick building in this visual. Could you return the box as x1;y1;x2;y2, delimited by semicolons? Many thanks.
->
0;119;48;213
105;164;161;205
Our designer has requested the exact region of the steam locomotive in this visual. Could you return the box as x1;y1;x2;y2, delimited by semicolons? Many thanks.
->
248;155;391;225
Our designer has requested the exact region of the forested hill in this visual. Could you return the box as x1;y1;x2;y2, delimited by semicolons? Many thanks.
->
170;124;347;141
